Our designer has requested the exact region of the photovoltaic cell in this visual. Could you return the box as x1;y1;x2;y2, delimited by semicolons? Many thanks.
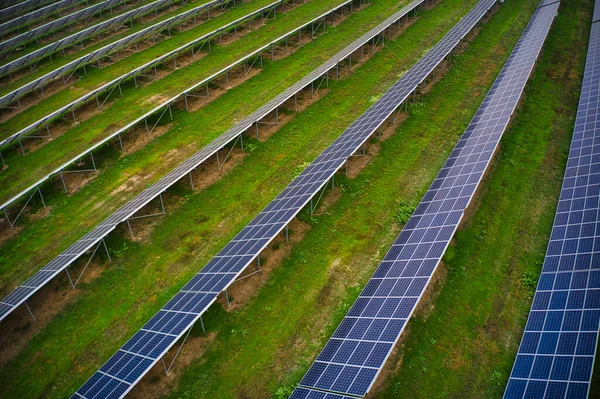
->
504;2;600;398
294;1;559;397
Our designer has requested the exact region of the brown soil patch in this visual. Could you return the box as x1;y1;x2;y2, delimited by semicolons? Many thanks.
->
346;111;407;178
217;218;311;310
181;66;260;112
128;332;217;399
119;124;170;156
190;146;244;192
0;257;106;367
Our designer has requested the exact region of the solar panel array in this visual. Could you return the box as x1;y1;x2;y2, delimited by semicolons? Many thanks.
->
0;0;362;212
0;0;223;107
0;0;54;22
0;0;84;35
72;0;499;397
0;0;127;41
0;0;179;65
503;2;600;398
0;0;291;149
0;0;383;323
292;1;560;397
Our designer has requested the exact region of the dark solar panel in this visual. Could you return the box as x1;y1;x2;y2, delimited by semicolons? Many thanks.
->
74;0;497;396
294;1;560;397
503;3;600;399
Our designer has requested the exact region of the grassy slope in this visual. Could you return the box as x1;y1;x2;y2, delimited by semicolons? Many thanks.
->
0;0;489;397
0;0;411;296
373;0;593;398
0;0;213;96
0;0;279;135
0;0;350;203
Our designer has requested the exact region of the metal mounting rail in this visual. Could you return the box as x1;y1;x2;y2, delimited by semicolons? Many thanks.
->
0;0;408;328
0;0;359;217
0;0;223;107
0;0;183;75
1;0;293;153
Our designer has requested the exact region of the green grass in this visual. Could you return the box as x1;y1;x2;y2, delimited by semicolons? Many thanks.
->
0;0;214;95
0;0;424;293
0;0;499;397
0;0;280;134
0;0;572;397
0;0;353;204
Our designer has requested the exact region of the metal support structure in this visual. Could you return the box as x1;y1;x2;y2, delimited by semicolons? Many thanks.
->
24;301;37;324
2;186;46;232
162;324;194;375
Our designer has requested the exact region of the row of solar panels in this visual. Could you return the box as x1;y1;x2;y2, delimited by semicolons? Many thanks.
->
0;0;181;74
0;0;127;42
0;0;85;32
72;0;502;397
0;0;376;321
0;0;222;107
503;0;600;398
0;0;55;22
0;0;358;221
1;0;291;156
293;0;562;397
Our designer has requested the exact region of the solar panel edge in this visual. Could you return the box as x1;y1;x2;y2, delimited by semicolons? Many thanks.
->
294;1;560;397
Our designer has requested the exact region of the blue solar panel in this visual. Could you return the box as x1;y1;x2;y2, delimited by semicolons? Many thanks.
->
504;3;600;398
295;1;560;397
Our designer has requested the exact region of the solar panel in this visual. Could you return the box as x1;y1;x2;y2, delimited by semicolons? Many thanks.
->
0;0;54;21
0;0;128;41
0;0;180;74
503;2;600;398
294;1;560;397
0;0;421;324
73;0;496;397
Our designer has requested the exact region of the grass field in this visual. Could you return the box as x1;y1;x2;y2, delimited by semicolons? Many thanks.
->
0;0;595;398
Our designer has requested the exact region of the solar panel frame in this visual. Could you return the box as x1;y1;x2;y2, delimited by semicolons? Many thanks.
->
503;2;600;398
295;1;560;397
